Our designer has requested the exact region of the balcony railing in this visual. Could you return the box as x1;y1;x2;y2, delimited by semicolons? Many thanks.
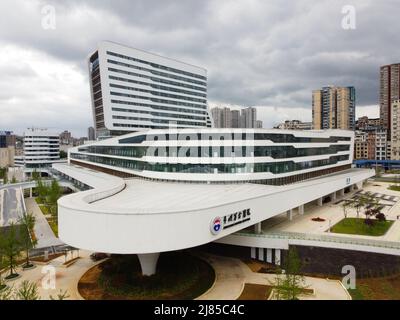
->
236;230;400;250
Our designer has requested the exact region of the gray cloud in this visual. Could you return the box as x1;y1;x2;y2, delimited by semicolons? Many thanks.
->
0;0;398;136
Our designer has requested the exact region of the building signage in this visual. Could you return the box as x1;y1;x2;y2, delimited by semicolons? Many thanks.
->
346;177;351;185
210;209;251;235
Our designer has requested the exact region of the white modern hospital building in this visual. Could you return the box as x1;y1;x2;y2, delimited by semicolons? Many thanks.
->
52;42;375;276
88;41;212;139
54;128;374;275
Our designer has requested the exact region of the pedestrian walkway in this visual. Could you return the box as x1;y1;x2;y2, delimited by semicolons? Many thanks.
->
25;198;63;248
197;254;350;300
4;250;96;300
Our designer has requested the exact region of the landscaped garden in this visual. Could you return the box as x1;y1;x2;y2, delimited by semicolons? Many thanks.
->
78;251;215;300
388;185;400;192
0;218;35;284
334;191;394;236
331;217;393;236
33;177;62;237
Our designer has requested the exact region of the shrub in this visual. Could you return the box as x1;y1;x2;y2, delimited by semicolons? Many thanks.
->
375;213;386;222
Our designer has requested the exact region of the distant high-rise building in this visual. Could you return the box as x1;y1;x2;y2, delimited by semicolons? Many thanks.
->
380;63;400;139
312;86;355;130
391;100;400;160
0;131;16;148
221;107;232;128
354;131;368;160
376;129;389;160
59;130;72;145
88;41;211;138
211;107;261;128
231;110;240;128
0;146;14;168
88;126;96;141
241;107;257;128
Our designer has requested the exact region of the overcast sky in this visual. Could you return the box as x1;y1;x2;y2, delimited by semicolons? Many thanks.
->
0;0;398;137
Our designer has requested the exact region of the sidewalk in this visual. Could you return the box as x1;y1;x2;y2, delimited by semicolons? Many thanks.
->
5;250;96;300
25;197;63;248
197;254;350;300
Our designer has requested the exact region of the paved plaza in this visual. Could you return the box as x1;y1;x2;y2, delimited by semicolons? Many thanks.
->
259;180;400;242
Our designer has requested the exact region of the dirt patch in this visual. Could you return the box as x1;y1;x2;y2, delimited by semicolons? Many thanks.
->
238;283;272;300
349;273;400;300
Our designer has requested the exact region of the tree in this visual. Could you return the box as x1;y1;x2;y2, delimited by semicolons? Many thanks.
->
15;280;39;300
375;166;382;178
0;167;7;183
50;289;70;300
59;150;67;159
0;245;5;290
31;169;40;181
10;176;17;184
3;171;8;184
18;212;37;268
48;179;62;218
0;285;13;300
0;223;23;279
36;178;47;203
351;195;367;219
376;212;386;222
341;200;351;220
362;192;380;226
271;248;307;300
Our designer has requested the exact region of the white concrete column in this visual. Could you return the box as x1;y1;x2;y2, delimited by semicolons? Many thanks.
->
254;222;262;234
29;187;32;198
275;249;281;266
331;192;337;201
266;249;273;263
258;248;264;261
286;209;293;221
340;189;345;197
298;204;304;215
137;253;160;276
356;182;363;190
250;247;256;259
317;197;323;206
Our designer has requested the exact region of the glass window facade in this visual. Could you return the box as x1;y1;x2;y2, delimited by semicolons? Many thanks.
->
118;133;351;144
77;144;350;159
70;152;349;174
107;51;207;81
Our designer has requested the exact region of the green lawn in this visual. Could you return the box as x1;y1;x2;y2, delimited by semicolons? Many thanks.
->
331;218;394;236
35;197;44;204
35;198;58;237
47;219;58;237
38;204;50;215
388;185;400;191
